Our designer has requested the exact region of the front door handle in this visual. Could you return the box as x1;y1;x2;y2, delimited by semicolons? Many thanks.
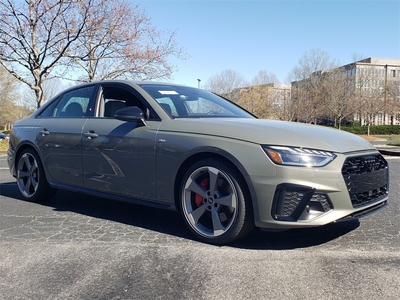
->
39;128;50;136
83;130;99;139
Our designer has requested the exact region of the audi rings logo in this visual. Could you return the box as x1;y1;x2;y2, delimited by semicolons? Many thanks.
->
362;156;379;172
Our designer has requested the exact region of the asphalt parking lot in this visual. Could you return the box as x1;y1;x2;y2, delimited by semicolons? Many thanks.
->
0;155;399;300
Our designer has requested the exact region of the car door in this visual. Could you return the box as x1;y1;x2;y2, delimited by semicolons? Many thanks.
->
36;85;96;187
81;84;160;200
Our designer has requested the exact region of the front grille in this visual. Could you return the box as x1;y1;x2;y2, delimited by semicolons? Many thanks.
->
341;154;388;208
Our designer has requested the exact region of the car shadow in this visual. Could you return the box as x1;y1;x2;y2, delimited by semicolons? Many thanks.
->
230;220;360;250
0;182;360;249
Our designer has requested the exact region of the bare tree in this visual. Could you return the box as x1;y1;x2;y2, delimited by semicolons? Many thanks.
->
0;0;187;108
353;67;386;135
204;69;248;99
270;84;293;121
234;85;272;117
0;66;19;129
205;69;283;118
251;70;278;86
320;68;355;129
386;75;400;124
0;66;33;129
64;0;187;82
288;48;339;123
362;89;385;135
43;78;71;102
351;53;366;63
18;87;37;111
232;70;278;118
290;48;338;81
0;0;92;108
250;71;285;119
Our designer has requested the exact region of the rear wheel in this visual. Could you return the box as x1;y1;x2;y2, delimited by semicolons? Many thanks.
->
180;158;253;245
16;148;56;202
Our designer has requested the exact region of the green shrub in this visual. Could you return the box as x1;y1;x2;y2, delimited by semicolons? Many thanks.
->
340;125;400;135
340;126;367;134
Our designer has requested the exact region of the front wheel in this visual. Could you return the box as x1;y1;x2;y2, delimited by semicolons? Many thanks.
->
180;158;253;245
16;148;56;202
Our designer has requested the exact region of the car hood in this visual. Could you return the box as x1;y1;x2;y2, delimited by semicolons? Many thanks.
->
159;118;375;153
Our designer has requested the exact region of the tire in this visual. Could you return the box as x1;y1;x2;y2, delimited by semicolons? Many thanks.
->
16;148;56;202
180;158;254;245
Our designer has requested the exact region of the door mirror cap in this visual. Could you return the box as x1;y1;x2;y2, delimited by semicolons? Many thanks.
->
114;106;146;125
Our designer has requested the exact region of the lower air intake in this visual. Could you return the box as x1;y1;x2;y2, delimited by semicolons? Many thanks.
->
272;184;332;221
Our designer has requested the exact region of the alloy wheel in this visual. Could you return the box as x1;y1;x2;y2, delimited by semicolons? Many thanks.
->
182;165;238;238
17;152;40;198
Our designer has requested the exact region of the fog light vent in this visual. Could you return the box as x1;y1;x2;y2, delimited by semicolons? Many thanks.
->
310;193;332;212
272;184;332;221
281;191;304;217
297;193;333;221
272;184;315;221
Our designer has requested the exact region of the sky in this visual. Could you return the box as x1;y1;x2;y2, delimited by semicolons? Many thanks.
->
134;0;399;88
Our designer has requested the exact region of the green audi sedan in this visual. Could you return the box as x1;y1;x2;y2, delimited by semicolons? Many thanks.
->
7;81;389;244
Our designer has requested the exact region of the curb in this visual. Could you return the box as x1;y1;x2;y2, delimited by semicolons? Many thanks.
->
377;149;400;156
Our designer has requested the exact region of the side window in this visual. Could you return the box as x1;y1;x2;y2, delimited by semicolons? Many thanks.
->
100;86;154;119
104;99;126;118
39;86;94;118
155;97;178;117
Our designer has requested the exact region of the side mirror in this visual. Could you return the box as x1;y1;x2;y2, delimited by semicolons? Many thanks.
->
114;106;146;125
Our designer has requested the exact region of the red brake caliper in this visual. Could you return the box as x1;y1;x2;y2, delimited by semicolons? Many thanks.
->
195;178;209;207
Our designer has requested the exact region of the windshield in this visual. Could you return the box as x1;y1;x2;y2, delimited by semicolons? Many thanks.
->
138;84;255;118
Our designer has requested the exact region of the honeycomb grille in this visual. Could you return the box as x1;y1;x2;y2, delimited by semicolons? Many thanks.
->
277;191;332;219
341;154;388;208
311;193;331;212
280;191;303;217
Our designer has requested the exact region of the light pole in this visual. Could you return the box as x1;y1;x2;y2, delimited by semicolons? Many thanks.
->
197;79;201;88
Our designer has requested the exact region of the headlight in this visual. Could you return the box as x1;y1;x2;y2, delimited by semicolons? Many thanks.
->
263;146;336;167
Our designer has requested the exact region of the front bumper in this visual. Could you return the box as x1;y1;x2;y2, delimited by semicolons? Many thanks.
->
252;150;389;229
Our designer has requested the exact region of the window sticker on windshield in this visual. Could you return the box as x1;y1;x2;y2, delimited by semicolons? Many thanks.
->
159;90;179;95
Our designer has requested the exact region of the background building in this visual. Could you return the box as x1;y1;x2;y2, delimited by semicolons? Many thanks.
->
291;57;400;126
342;58;400;125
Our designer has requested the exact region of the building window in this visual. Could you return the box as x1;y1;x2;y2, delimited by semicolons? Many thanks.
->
377;113;383;125
347;68;356;77
397;70;400;77
391;70;396;77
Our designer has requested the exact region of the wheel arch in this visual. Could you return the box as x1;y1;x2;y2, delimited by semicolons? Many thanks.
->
13;143;44;177
173;149;258;218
